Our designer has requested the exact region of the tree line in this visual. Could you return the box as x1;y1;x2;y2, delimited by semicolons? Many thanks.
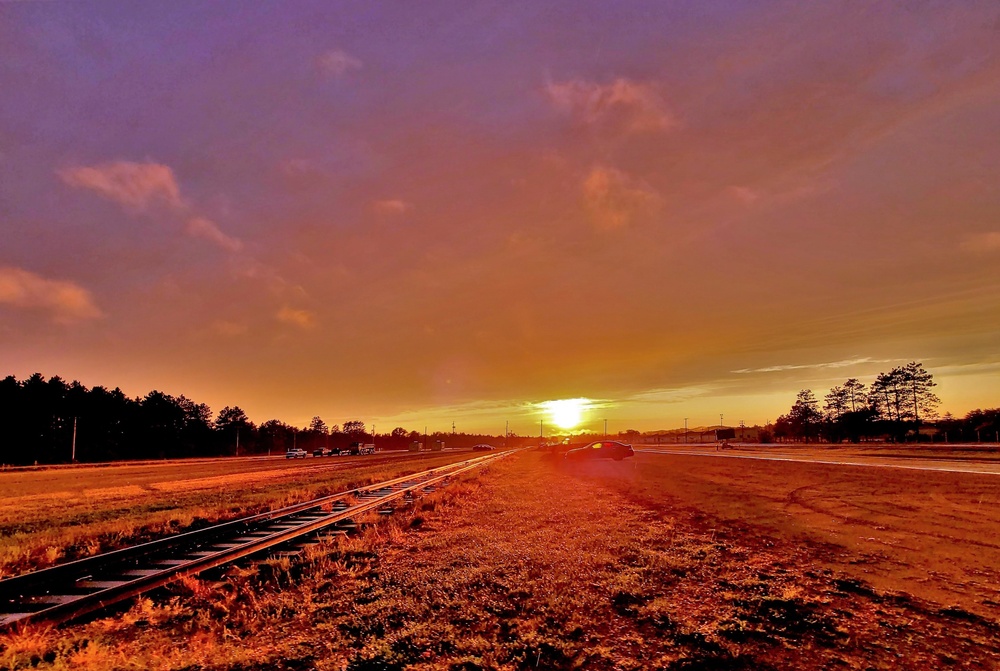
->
772;361;998;443
0;374;512;466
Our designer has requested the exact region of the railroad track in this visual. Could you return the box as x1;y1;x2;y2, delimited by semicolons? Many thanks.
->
0;450;510;630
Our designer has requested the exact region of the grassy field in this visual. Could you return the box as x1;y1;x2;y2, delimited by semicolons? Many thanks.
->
3;448;1000;669
0;451;477;578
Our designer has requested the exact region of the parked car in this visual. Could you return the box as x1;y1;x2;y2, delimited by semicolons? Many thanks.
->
285;448;307;459
471;444;495;451
563;440;634;462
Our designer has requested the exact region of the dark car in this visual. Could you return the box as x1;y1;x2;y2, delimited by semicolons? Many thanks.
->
563;440;634;462
471;444;495;451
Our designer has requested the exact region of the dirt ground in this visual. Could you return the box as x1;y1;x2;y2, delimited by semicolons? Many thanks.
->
631;445;1000;617
3;448;999;670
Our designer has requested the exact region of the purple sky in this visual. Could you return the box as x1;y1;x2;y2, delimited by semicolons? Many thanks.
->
2;1;999;433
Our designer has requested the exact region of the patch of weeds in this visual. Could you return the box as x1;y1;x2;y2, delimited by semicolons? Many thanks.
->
666;651;774;671
937;606;997;629
346;652;405;671
638;610;677;634
611;590;648;616
718;618;771;643
225;657;315;671
741;596;843;644
669;630;728;656
832;577;879;598
449;659;484;671
504;636;577;669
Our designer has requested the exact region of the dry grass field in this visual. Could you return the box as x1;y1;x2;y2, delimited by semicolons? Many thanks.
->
0;451;476;579
3;448;1000;670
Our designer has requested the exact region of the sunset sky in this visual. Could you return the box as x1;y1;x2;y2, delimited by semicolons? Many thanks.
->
2;2;999;435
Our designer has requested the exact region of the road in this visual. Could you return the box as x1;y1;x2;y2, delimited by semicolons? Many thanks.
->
635;444;1000;475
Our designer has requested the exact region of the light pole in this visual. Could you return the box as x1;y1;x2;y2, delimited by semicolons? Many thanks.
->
71;417;77;462
720;413;724;429
684;417;688;444
604;418;608;438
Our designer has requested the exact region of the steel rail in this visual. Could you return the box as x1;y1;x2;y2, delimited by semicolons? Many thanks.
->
0;450;510;630
0;451;501;596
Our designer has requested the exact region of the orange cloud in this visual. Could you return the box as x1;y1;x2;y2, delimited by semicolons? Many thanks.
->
318;49;362;77
727;186;761;205
960;232;1000;254
59;160;182;211
185;217;243;252
546;78;673;132
276;306;316;329
582;165;658;229
0;266;102;322
371;199;412;216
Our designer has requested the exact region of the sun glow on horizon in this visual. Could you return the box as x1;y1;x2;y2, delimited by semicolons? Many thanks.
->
539;398;592;430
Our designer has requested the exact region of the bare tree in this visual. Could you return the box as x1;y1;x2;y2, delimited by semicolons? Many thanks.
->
843;378;866;413
899;361;939;431
308;416;328;435
824;386;849;420
789;390;823;442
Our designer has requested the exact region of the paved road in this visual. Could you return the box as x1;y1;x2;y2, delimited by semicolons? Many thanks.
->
634;447;1000;476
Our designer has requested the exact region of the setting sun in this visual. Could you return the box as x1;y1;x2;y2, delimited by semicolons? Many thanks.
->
539;398;591;430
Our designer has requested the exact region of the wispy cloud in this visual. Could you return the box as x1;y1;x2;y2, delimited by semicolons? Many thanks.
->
626;385;714;404
582;165;658;229
59;160;182;211
546;78;673;133
960;231;1000;254
732;357;893;374
276;306;316;329
318;49;362;77
185;217;243;253
371;199;412;216
0;266;102;322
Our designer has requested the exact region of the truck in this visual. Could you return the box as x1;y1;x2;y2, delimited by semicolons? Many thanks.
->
348;442;376;456
409;441;423;452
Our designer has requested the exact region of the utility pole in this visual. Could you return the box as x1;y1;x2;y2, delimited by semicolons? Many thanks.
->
236;428;240;457
540;420;544;441
720;413;724;429
505;420;508;447
452;421;455;436
71;417;77;462
684;418;688;444
604;418;608;438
